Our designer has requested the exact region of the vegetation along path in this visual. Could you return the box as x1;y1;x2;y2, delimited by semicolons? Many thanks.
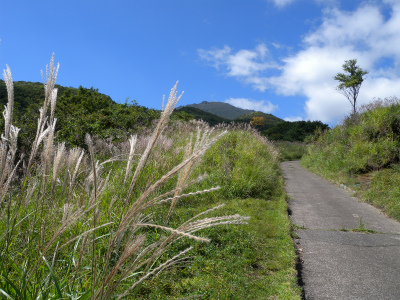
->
281;161;400;300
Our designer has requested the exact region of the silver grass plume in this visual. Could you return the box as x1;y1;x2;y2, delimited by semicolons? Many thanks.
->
143;203;248;272
0;159;21;205
168;127;214;219
50;88;58;124
42;118;57;187
1;125;21;190
62;147;82;195
52;142;65;194
2;65;13;141
118;130;227;234
41;54;59;124
7;125;20;169
0;65;20;199
126;81;183;202
124;134;137;185
67;149;85;203
26;54;59;175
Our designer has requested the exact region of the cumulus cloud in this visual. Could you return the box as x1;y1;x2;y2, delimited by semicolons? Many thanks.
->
224;98;278;113
198;44;278;91
269;1;400;122
200;1;400;123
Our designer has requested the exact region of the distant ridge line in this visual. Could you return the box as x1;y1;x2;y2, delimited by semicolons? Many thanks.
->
180;101;255;119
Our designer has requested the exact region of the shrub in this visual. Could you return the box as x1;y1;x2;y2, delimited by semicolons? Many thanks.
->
201;129;279;199
302;98;400;179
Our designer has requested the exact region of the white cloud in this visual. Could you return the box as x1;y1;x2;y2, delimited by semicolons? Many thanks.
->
200;2;400;123
224;98;278;113
284;116;303;122
198;44;278;92
268;2;400;123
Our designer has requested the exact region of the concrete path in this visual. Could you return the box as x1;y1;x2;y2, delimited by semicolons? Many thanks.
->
281;161;400;300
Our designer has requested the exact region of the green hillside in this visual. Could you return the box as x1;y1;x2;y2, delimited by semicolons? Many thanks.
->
234;111;284;130
303;102;400;176
0;80;162;148
184;101;255;119
175;106;230;126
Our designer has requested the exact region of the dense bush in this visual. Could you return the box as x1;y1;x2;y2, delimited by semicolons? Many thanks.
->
262;120;328;142
302;99;400;179
0;80;182;149
234;111;284;131
201;129;280;199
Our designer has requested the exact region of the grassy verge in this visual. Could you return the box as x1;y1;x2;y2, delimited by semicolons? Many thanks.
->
144;196;301;299
355;166;400;221
137;130;302;299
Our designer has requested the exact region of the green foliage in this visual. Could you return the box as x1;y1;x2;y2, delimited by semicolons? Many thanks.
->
0;80;160;149
0;60;301;299
359;167;400;220
302;102;400;179
274;141;308;161
334;59;368;115
0;126;301;299
141;196;302;299
55;87;159;147
262;120;328;142
200;130;280;199
235;111;284;131
137;130;301;299
184;101;255;119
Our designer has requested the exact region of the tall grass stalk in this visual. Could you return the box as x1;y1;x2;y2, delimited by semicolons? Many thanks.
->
126;82;183;203
0;57;248;299
26;53;59;177
168;127;214;219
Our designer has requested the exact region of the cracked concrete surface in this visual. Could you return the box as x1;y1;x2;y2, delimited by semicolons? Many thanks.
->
282;161;400;300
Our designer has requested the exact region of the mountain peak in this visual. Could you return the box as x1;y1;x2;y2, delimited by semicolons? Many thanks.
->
183;101;255;119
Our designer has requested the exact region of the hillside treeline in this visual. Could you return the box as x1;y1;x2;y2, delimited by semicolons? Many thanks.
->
0;81;191;149
0;80;328;149
176;107;285;130
262;120;329;142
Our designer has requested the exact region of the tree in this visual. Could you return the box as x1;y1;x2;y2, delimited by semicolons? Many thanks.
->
250;116;265;129
334;59;368;115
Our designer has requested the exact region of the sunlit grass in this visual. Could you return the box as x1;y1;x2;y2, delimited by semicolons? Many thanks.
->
0;56;301;299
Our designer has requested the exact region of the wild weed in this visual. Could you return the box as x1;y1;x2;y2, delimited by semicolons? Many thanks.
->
0;56;249;299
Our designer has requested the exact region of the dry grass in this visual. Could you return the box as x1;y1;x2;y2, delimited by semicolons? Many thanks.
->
0;56;248;299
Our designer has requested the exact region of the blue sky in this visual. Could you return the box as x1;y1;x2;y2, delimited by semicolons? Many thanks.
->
1;0;399;125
